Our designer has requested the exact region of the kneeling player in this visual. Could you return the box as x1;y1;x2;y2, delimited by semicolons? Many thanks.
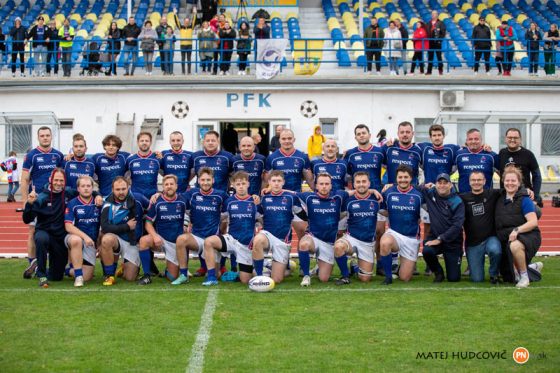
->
99;177;148;285
202;171;259;285
64;176;101;287
137;175;187;285
334;171;380;283
378;165;424;284
252;170;302;284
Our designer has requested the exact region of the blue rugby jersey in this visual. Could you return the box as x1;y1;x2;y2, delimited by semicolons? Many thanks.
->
92;151;130;196
258;191;301;242
345;193;380;243
182;188;228;239
125;152;161;199
191;150;234;192
222;194;259;245
265;148;311;192
146;194;187;243
343;145;384;191
383;143;423;185
159;149;193;193
381;185;424;238
232;153;266;196
417;143;460;184
64;195;101;242
62;156;96;190
455;148;500;193
22;147;64;191
297;190;348;244
311;157;348;192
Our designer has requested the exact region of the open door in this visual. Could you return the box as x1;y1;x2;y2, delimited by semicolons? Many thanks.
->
192;121;218;151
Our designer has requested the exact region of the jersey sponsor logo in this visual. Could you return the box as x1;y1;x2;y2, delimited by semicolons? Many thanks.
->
160;214;182;221
38;163;56;170
166;164;189;170
199;159;207;164
265;197;273;203
133;169;157;176
195;205;218;212
391;205;415;211
79;217;99;224
132;162;140;168
166;156;174;161
237;164;245;169
196;196;204;201
390;158;413;166
77;208;85;214
352;203;360;209
231;204;239;210
318;166;326;172
352;211;376;217
311;199;320;205
391;150;400;156
231;213;253;218
427;158;448;164
313;207;337;214
355;155;362;161
463;164;485;170
265;205;288;212
100;158;109;164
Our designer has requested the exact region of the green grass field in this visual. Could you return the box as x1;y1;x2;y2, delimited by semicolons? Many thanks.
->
1;257;559;372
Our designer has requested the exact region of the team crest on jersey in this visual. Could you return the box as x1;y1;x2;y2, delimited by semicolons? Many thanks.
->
408;153;415;160
281;197;288;204
370;201;376;209
336;165;341;173
373;155;378;162
294;160;300;167
182;155;187;162
176;204;182;212
480;156;486;163
409;196;415;204
85;165;91;172
247;204;253;211
330;200;337;206
216;158;222;165
211;198;218;205
149;161;156;168
159;205;168;211
52;157;57;163
443;151;448;157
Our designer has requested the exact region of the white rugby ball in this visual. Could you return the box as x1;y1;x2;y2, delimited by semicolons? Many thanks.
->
248;276;275;293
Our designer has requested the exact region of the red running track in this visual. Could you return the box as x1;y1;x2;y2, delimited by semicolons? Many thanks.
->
0;201;558;257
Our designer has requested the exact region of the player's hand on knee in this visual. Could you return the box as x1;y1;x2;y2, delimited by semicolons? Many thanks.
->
153;234;163;248
84;236;95;247
127;218;137;230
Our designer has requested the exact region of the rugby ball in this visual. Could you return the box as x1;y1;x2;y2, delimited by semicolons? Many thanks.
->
248;276;275;293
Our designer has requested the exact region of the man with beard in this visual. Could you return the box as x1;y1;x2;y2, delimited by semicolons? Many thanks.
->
125;132;161;200
160;131;193;193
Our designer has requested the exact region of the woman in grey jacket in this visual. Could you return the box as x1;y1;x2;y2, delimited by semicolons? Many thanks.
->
138;20;157;75
198;21;216;73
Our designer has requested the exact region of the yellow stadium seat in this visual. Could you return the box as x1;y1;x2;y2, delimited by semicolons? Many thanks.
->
469;14;480;24
293;40;323;76
488;0;498;6
102;13;113;22
490;19;501;29
336;0;348;4
374;12;387;19
76;29;89;38
382;0;393;5
270;11;281;19
438;13;449;21
517;14;527;24
93;30;106;38
86;13;97;23
41;14;50;23
286;12;298;21
513;42;526;62
353;2;360;12
408;17;419;28
443;0;454;6
461;3;472;12
450;171;459;183
342;13;353;22
334;41;348;50
454;13;466;23
476;4;487;12
55;14;65;24
69;14;82;23
501;14;512;22
547;166;559;181
116;19;127;29
327;18;340;30
390;12;402;21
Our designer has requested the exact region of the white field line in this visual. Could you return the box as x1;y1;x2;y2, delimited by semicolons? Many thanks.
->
186;289;218;373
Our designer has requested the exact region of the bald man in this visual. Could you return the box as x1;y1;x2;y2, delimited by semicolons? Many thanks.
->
310;139;348;192
232;136;266;195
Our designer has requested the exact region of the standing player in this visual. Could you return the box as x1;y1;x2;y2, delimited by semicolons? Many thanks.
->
455;128;500;193
21;126;64;279
137;175;187;285
171;168;229;284
383;121;423;185
62;134;95;190
311;139;348;192
202;171;259;285
92;135;130;197
125;132;161;200
99;177;148;286
64;176;101;287
334;171;380;283
378;165;424;285
232;136;266;196
265;128;314;240
159;131;193;193
191;130;235;192
252;170;302;284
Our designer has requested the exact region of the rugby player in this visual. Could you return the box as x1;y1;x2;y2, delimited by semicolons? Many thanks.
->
232;136;266;196
159;131;193;193
92;135;130;197
62;134;95;190
311;139;348;192
191;130;234;192
125;131;161;199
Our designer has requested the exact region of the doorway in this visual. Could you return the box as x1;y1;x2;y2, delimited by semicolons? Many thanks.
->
219;121;270;155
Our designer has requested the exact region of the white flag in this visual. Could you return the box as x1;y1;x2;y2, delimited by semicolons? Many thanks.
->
256;39;288;80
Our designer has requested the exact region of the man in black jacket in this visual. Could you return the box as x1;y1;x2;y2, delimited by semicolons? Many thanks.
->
201;0;218;22
45;20;59;76
364;17;385;74
472;17;492;74
394;18;408;75
10;17;27;77
27;16;49;77
121;16;141;76
426;10;446;75
156;16;170;72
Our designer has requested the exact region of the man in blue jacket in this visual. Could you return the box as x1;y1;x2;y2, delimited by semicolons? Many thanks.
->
421;173;465;282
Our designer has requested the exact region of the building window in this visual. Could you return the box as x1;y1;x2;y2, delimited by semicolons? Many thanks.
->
320;118;337;138
413;118;434;144
499;120;527;149
59;119;74;129
457;118;485;147
541;122;560;156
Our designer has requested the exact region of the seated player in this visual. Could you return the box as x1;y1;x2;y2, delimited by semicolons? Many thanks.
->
171;168;229;285
99;177;149;286
64;176;101;287
137;175;188;285
334;171;380;283
202;171;260;285
252;170;302;284
378;165;424;285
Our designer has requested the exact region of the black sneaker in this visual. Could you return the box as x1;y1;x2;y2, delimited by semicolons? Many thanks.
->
490;276;500;285
23;258;37;279
376;267;385;276
335;277;351;286
433;272;445;283
137;274;152;285
424;268;433;276
381;278;392;285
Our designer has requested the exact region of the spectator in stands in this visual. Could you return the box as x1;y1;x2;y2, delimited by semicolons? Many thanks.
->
185;0;198;16
58;18;75;78
45;20;59;76
252;133;262;154
394;18;408;76
384;21;403;76
543;24;559;77
410;21;427;75
198;21;216;73
307;125;325;161
139;20;157;75
496;21;517;77
376;129;387;146
156;17;171;74
179;11;197;75
472;17;492;75
9;17;27;77
426;10;446;76
495;38;504;75
254;17;270;39
106;21;121;76
213;14;227;75
219;20;236;75
495;166;542;288
0;27;5;75
499;128;542;207
258;127;268;155
269;125;284;153
1;151;19;202
364;17;384;75
27;16;49;77
237;21;252;75
201;0;218;23
162;26;176;75
122;16;141;76
526;22;542;77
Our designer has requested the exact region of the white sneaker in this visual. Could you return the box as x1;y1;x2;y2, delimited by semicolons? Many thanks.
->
74;275;84;287
486;72;491;76
529;262;543;273
310;265;319;277
300;275;311;287
376;71;381;76
516;276;530;288
409;72;414;76
474;71;478;75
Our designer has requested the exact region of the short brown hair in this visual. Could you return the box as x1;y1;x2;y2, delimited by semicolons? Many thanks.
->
198;167;214;178
137;131;152;142
316;172;332;182
73;133;87;146
269;170;285;179
502;165;522;184
398;121;413;130
396;164;413;177
102;135;122;149
353;171;370;180
231;171;249;182
112;176;129;187
162;174;178;184
37;126;51;135
429;124;445;136
204;130;220;139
